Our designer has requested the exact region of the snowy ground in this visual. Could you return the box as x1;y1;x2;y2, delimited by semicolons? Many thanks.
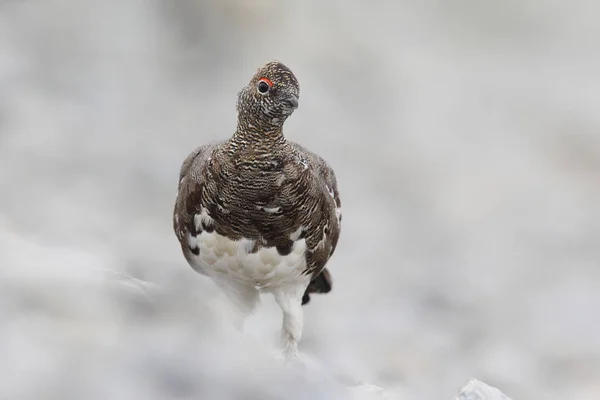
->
1;1;599;399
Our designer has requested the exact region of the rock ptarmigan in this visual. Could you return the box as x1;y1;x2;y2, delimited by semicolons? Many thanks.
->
173;61;341;360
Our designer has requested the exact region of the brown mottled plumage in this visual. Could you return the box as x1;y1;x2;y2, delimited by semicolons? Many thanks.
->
173;61;341;359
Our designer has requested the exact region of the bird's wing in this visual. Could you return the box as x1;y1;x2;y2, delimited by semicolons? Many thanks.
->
289;142;342;278
172;141;223;268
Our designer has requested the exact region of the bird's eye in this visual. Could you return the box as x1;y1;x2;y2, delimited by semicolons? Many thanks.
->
257;78;272;94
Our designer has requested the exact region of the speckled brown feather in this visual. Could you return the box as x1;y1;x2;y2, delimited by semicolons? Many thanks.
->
173;61;341;303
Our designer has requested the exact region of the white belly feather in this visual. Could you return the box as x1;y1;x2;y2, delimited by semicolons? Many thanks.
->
187;230;308;289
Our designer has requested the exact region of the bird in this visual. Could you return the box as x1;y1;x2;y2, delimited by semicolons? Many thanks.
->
172;61;342;360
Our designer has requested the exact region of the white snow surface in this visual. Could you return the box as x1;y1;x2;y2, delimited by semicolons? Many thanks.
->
1;1;600;399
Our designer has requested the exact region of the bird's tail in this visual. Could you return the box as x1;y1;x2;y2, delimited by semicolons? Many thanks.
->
302;268;332;305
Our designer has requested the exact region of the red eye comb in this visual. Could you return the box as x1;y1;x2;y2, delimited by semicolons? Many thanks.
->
259;77;273;87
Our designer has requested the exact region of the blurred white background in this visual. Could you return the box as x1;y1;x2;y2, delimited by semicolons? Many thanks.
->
1;0;599;399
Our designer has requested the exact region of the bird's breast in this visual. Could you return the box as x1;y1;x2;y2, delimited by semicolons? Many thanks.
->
187;229;308;288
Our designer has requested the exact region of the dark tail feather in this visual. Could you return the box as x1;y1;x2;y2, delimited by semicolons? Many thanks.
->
302;268;332;305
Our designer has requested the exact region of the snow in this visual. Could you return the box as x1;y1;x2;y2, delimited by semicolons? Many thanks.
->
1;0;600;398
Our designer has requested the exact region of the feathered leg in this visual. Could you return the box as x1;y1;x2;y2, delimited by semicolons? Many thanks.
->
272;279;310;361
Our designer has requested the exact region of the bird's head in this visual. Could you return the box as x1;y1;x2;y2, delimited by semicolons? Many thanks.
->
236;61;300;130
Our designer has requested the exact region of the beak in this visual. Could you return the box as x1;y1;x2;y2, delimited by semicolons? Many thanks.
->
283;94;299;109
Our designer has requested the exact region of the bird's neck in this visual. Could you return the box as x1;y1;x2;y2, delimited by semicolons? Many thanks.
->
231;113;286;147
